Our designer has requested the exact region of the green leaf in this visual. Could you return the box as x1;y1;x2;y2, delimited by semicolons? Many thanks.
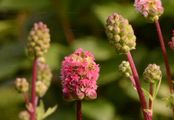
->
45;43;70;69
98;58;122;85
93;2;138;25
72;36;114;61
36;100;45;120
83;99;115;120
142;88;153;101
43;105;57;119
153;79;162;99
0;0;51;10
0;86;23;120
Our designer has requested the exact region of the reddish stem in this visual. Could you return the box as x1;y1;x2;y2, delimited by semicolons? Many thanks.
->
127;51;152;120
76;100;82;120
23;93;30;105
155;20;173;93
30;58;37;120
129;76;136;90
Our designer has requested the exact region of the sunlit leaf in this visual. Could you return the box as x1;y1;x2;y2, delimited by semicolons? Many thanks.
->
72;36;114;61
83;99;115;120
43;105;57;119
36;100;45;120
45;43;70;69
0;86;23;120
0;0;51;10
93;2;138;24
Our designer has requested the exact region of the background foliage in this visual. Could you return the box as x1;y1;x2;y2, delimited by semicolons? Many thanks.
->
0;0;174;120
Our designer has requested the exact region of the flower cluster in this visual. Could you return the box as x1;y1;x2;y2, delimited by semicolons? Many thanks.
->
143;64;162;83
15;78;29;93
105;13;136;54
134;0;164;21
36;58;52;97
168;30;174;50
119;61;132;77
27;22;50;58
61;48;100;100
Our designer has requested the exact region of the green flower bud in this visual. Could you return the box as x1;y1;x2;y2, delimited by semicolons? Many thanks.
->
105;13;136;54
19;111;30;120
143;64;162;83
27;22;50;58
15;78;29;93
36;81;48;97
37;58;52;87
119;61;132;77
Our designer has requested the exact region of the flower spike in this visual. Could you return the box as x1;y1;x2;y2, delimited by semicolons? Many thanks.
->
105;13;136;54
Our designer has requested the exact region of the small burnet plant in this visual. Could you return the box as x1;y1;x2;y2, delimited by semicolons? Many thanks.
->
105;12;163;120
134;0;164;21
61;48;100;120
143;64;162;83
15;22;56;120
134;0;174;116
61;48;100;100
105;13;136;54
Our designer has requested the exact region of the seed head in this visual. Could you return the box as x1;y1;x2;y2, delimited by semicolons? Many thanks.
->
105;13;136;54
15;78;29;93
36;81;48;97
19;111;30;120
27;22;50;58
143;64;162;83
119;61;132;77
37;58;52;87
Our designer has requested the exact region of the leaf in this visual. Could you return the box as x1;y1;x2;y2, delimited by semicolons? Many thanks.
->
98;58;122;85
43;105;57;119
72;36;115;61
0;0;51;10
45;43;70;69
142;88;153;101
153;79;162;98
83;99;115;120
0;42;27;80
93;2;139;25
154;99;172;117
0;86;23;120
36;100;45;120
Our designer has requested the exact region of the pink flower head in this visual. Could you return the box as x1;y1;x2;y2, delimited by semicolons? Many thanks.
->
134;0;164;21
61;48;100;101
168;30;174;50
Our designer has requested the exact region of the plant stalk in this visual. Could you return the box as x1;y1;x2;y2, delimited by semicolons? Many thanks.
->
76;100;82;120
127;51;152;120
31;58;37;120
149;83;153;116
155;20;173;93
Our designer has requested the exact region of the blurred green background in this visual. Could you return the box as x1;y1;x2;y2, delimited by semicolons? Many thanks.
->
0;0;174;120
